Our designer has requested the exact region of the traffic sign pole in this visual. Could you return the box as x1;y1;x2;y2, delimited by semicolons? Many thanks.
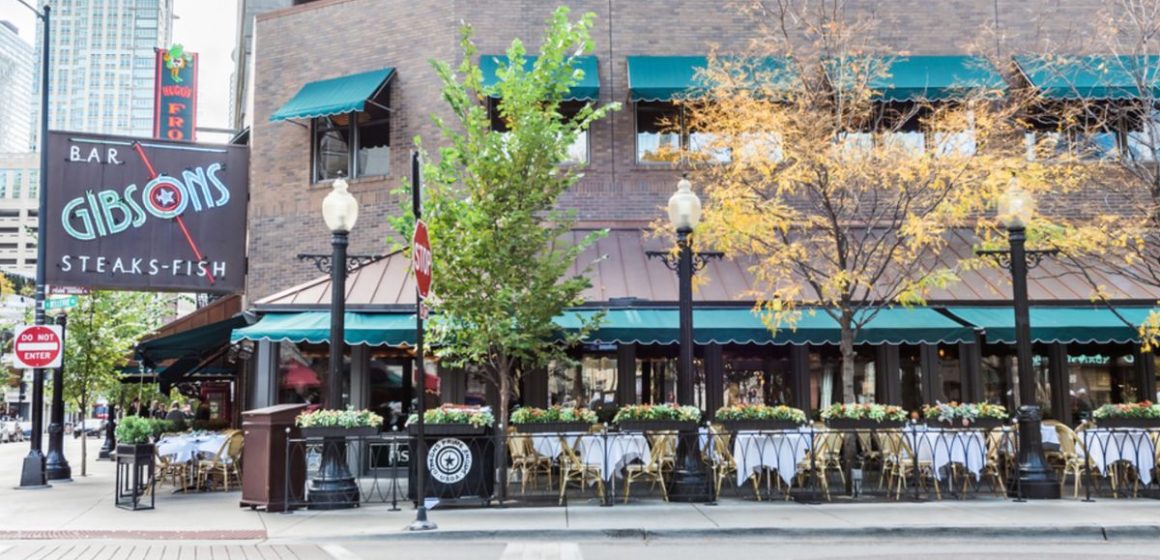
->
408;151;436;532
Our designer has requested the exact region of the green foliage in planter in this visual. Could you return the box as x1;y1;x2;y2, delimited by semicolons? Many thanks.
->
406;408;495;429
612;404;701;424
715;403;806;424
115;416;154;444
296;407;384;429
511;405;597;425
819;403;908;422
1093;401;1160;419
922;402;1008;423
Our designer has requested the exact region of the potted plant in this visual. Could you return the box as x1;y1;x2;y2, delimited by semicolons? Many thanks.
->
115;416;156;461
821;403;908;429
296;407;384;438
922;402;1009;429
613;404;701;432
406;406;496;435
1092;401;1160;428
714;403;807;431
510;406;597;433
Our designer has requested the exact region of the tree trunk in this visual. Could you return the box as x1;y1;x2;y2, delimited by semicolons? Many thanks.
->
839;310;857;404
497;363;512;503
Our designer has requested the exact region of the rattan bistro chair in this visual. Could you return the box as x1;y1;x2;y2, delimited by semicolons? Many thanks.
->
197;432;244;491
624;434;675;503
558;434;605;505
507;429;553;494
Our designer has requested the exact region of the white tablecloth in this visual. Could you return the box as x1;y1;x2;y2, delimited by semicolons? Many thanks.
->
907;429;987;481
529;435;563;459
156;434;228;463
574;434;650;481
733;430;812;487
1081;429;1157;485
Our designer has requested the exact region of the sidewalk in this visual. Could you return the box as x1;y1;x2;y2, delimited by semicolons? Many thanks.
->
1;439;1157;543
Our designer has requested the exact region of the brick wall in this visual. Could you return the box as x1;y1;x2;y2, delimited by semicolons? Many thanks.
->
248;0;1117;300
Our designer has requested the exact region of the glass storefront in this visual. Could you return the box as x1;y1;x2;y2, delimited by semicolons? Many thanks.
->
549;356;617;409
980;355;1010;406
722;350;791;407
938;345;963;403
1068;350;1137;422
276;342;350;408
809;349;875;409
367;352;410;430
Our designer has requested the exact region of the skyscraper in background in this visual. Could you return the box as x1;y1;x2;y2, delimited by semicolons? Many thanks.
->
229;0;294;132
32;0;175;141
0;21;33;152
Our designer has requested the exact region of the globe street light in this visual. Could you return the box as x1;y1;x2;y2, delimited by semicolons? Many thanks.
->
981;179;1059;500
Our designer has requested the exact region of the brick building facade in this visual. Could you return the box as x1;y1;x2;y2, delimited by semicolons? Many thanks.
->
248;0;1115;301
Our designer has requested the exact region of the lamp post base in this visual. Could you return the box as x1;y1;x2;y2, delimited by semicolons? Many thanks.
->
668;428;712;503
307;436;359;510
19;451;48;488
45;450;71;482
1011;405;1060;500
407;506;438;531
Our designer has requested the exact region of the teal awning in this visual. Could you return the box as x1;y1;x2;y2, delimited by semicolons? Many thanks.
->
1013;55;1160;100
136;315;247;367
480;55;599;101
270;67;394;122
943;306;1158;345
825;55;1006;101
626;55;793;102
555;307;975;346
230;312;416;347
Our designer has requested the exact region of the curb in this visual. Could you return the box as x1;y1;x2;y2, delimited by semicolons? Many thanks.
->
348;524;1160;542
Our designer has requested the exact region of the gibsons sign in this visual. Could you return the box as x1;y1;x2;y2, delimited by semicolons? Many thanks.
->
45;131;248;293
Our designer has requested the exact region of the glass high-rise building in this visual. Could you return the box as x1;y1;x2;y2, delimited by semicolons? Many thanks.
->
33;0;175;141
0;21;33;152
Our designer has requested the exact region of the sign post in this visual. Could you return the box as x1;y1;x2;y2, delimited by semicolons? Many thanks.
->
408;152;436;532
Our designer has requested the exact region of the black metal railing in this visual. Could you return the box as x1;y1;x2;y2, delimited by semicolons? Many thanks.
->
278;423;1160;510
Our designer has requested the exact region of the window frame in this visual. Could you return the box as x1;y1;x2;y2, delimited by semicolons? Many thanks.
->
634;101;735;166
309;81;392;184
486;98;592;166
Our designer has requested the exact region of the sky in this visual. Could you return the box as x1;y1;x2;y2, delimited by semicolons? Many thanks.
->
0;0;240;143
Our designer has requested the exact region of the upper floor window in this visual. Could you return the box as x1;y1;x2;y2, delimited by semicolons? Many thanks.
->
311;89;390;183
635;102;732;165
489;99;589;165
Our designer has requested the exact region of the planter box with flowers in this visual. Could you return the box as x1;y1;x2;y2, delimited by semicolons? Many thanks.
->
296;408;384;438
511;406;597;433
821;403;908;430
923;402;1009;429
613;404;701;432
715;404;807;431
406;406;496;435
1093;401;1160;428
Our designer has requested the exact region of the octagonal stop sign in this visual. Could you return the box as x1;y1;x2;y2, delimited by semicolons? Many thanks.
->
412;220;433;300
13;325;63;369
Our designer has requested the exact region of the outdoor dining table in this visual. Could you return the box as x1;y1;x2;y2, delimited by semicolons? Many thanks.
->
905;427;987;481
1080;428;1157;485
156;433;228;464
573;433;650;481
732;429;813;487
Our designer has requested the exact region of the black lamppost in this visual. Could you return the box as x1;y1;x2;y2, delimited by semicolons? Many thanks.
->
978;181;1059;500
302;177;360;509
45;314;70;481
647;175;720;502
17;0;51;489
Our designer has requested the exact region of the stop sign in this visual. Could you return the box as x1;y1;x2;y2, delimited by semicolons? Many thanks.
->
412;220;433;300
13;325;63;369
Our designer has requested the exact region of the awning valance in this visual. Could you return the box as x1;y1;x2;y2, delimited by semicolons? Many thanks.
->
1013;55;1160;100
480;55;599;101
270;67;395;122
943;306;1157;345
135;315;247;368
626;55;792;102
230;312;416;347
825;55;1006;101
556;307;976;346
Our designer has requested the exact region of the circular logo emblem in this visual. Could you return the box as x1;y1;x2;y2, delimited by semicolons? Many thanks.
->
427;438;472;484
143;175;188;219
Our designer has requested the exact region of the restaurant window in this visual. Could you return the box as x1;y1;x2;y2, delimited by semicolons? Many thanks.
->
489;100;589;164
635;102;731;164
1023;113;1119;162
981;354;1011;407
809;349;875;410
312;88;390;182
899;347;924;411
1127;110;1160;161
549;356;617;409
636;357;677;405
1011;351;1052;418
367;352;411;430
1068;350;1137;422
465;368;488;407
723;350;791;407
276;342;350;408
937;345;963;403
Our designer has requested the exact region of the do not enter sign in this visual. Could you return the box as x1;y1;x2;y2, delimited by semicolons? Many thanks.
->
13;325;63;369
412;220;433;300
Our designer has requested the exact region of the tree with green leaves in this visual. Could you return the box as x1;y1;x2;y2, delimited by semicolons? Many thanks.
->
394;7;619;432
61;291;167;475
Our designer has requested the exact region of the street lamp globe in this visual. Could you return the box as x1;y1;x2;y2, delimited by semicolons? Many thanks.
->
322;177;359;233
997;179;1034;230
668;175;702;232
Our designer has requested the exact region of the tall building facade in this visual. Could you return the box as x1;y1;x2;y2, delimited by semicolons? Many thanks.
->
229;0;295;132
0;153;41;277
0;21;33;152
33;0;175;141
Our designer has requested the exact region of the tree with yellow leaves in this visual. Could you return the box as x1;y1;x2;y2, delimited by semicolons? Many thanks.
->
676;1;1078;403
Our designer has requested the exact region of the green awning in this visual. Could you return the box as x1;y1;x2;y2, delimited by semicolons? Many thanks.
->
136;315;247;368
480;55;599;101
626;55;793;102
270;67;394;122
1013;55;1160;100
943;306;1157;345
555;307;975;346
230;312;416;347
825;55;1006;101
